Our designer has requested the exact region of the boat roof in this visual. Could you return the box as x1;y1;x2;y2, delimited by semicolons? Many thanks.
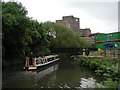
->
45;55;58;58
34;55;59;60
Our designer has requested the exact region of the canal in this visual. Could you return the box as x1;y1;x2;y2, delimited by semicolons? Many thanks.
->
2;57;104;88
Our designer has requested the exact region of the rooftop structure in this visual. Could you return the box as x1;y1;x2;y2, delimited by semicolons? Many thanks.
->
80;28;91;37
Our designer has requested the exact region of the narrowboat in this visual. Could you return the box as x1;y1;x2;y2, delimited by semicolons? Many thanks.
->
24;55;59;70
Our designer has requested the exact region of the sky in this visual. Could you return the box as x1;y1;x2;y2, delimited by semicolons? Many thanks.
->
3;0;120;33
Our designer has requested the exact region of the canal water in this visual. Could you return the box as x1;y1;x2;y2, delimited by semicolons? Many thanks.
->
2;58;104;88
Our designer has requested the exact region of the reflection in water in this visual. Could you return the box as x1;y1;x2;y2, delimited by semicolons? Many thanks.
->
2;62;59;88
22;63;59;80
36;63;58;78
80;78;96;88
79;78;104;89
2;59;104;88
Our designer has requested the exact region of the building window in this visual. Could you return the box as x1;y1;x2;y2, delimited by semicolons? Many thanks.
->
76;19;78;22
65;21;71;28
107;34;112;41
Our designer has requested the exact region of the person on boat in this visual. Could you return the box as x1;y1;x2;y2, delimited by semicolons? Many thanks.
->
29;51;34;65
25;57;29;67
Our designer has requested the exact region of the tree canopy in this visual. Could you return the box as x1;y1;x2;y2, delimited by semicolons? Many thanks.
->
2;2;50;59
2;2;29;59
42;21;91;48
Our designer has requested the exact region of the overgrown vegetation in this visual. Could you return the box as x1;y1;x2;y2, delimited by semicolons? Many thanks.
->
42;22;91;48
74;56;119;89
2;1;90;66
2;2;50;66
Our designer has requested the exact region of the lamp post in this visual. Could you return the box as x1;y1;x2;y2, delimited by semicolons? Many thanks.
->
113;43;117;59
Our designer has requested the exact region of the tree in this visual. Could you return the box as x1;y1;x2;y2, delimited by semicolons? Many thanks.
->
2;2;50;61
26;20;50;56
2;2;29;59
42;21;91;49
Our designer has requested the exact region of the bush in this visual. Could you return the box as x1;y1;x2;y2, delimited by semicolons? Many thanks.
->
76;56;119;88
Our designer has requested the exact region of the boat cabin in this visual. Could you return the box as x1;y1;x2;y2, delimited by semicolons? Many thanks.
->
24;55;59;70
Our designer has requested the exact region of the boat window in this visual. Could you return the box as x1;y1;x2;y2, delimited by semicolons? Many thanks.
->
47;58;50;62
45;59;48;62
36;60;39;65
56;56;59;59
43;59;46;63
47;58;51;62
36;58;42;64
41;59;44;64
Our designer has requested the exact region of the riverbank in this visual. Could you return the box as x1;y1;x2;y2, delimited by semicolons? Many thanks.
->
73;55;119;89
2;58;23;67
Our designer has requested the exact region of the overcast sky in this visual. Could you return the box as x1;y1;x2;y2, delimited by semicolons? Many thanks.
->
3;0;119;33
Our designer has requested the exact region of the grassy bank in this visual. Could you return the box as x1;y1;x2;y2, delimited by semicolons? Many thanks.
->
74;56;120;89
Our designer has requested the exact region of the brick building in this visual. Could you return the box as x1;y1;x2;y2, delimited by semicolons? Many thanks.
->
80;28;91;37
56;15;80;33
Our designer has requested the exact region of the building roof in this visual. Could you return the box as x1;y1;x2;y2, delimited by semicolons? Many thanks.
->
63;15;74;18
80;28;91;30
90;31;120;36
89;32;106;36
